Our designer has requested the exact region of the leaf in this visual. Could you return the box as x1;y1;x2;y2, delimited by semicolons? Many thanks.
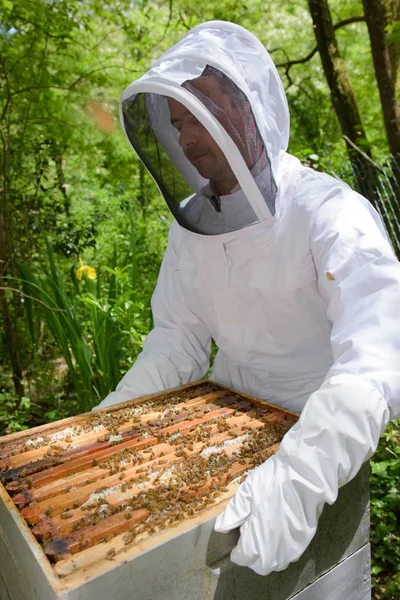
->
371;460;391;475
386;21;400;46
1;0;13;11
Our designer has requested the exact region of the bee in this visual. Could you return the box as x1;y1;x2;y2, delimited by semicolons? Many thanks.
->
26;478;33;489
123;532;135;545
80;535;88;549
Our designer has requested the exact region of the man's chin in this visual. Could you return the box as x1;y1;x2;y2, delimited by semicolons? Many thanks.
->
196;169;213;179
188;154;212;174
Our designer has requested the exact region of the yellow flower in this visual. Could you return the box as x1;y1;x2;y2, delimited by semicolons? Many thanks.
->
76;258;96;281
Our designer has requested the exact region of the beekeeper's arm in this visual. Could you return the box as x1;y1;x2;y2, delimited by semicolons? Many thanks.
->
215;186;400;575
95;227;211;409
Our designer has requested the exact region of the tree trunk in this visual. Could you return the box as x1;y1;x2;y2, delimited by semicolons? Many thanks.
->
385;0;400;94
308;0;372;156
307;0;379;201
362;0;400;157
0;212;25;399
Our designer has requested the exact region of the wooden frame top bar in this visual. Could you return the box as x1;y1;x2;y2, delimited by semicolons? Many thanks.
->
0;380;298;592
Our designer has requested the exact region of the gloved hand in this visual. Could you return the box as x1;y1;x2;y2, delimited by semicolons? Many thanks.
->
214;374;389;575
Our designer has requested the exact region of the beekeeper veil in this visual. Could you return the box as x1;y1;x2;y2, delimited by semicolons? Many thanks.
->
120;21;290;235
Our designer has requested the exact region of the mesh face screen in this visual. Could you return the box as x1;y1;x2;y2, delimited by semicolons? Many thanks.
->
122;93;194;222
121;65;277;235
182;66;263;174
182;66;276;216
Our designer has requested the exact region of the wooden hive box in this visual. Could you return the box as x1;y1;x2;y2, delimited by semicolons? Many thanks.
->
0;381;371;600
0;380;304;600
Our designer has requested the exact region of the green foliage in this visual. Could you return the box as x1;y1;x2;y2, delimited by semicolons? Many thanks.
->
370;420;400;599
386;21;400;46
18;247;96;413
0;393;31;435
0;1;399;595
16;228;154;413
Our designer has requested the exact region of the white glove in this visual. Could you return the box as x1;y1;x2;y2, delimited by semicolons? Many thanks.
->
214;374;389;575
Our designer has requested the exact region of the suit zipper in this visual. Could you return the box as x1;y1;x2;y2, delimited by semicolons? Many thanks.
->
224;245;232;287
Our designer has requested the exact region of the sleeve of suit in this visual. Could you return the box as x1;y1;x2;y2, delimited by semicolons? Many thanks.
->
95;226;211;410
214;187;399;575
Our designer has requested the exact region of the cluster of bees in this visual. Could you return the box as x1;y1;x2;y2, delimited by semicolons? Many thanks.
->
60;421;289;551
2;383;296;564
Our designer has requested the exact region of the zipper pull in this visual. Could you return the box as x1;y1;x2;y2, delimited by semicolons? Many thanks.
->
224;244;233;269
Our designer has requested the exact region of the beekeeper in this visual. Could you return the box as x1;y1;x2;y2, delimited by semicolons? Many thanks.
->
96;21;400;576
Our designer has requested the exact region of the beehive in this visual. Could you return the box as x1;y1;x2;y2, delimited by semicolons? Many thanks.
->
0;381;300;599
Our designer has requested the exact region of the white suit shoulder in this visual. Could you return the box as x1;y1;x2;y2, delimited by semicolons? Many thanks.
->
161;220;184;269
290;163;359;218
281;162;391;255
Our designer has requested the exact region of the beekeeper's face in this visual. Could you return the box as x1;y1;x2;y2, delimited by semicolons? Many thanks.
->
168;97;236;192
121;64;275;233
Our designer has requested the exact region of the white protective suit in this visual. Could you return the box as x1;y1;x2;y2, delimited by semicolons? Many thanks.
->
97;21;400;575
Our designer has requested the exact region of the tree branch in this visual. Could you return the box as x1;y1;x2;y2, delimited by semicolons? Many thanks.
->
11;64;144;97
0;123;8;223
178;13;191;31
0;52;12;122
28;116;101;152
276;46;318;69
12;13;91;52
342;135;384;170
276;15;366;80
90;27;125;52
163;0;174;39
335;16;366;29
8;32;38;75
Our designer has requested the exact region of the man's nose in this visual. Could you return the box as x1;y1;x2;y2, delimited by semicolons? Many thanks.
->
178;125;198;150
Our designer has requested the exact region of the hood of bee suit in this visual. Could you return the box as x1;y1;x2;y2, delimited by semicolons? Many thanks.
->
120;20;290;235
